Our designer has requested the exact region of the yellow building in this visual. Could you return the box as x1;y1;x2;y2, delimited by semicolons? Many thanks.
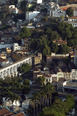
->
33;53;42;65
0;54;6;59
6;47;12;54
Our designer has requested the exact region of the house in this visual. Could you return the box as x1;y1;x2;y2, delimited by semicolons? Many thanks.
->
66;16;77;27
6;47;12;54
26;11;40;22
0;108;26;116
37;0;42;4
64;72;71;80
0;108;14;116
50;4;66;17
0;58;9;67
0;53;6;59
13;43;21;51
21;38;31;51
15;50;30;55
1;34;14;44
45;74;52;84
3;97;21;107
33;53;42;65
53;39;67;46
71;69;77;80
9;5;19;14
15;112;26;116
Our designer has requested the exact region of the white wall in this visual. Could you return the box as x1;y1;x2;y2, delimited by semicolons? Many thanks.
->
37;0;42;4
26;11;40;22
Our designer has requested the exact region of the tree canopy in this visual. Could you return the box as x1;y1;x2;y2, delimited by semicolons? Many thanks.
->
66;7;73;17
18;63;31;73
20;27;31;39
39;95;75;116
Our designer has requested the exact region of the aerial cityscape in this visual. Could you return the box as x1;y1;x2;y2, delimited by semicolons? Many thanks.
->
0;0;77;115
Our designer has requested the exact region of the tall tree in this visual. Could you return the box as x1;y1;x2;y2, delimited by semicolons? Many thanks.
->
66;7;73;17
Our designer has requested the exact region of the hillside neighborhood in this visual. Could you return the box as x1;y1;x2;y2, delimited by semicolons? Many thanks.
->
0;0;77;116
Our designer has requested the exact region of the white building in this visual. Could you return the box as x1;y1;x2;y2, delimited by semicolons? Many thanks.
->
3;97;20;107
68;16;77;27
9;5;19;14
9;5;15;9
50;4;66;17
13;43;21;51
26;11;40;22
37;0;42;4
51;8;66;17
71;69;77;80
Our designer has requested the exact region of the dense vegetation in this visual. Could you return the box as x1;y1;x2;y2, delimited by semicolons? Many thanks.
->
0;77;30;104
18;63;31;73
29;83;75;116
29;83;56;116
66;7;73;17
30;18;77;56
39;95;75;116
13;18;77;56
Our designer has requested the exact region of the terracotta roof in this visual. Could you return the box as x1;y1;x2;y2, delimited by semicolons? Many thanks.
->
61;7;69;10
68;16;77;19
15;112;26;116
0;58;8;62
0;108;14;116
53;39;67;45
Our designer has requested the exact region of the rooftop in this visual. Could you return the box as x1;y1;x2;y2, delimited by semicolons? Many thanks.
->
0;108;14;116
15;112;26;116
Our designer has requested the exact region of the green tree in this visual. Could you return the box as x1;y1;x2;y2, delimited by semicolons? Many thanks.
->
23;79;30;85
59;45;70;54
51;43;58;53
18;63;31;73
36;76;45;85
42;44;51;56
66;7;73;17
20;0;28;12
20;27;31;39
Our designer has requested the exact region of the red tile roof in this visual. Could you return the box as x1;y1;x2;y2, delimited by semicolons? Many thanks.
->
0;108;14;116
15;112;26;116
68;16;77;19
61;7;69;10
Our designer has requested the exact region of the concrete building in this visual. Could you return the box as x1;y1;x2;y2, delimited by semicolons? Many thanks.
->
49;4;66;17
13;43;21;51
63;80;77;92
33;53;42;65
71;69;77;80
51;8;66;17
37;0;42;4
6;47;12;54
26;11;40;22
9;5;19;14
21;38;31;51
